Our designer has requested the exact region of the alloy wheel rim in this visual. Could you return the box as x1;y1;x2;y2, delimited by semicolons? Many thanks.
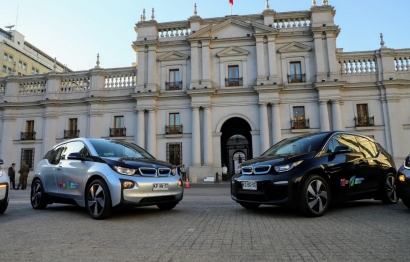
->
307;180;328;213
31;182;42;207
87;184;105;216
386;176;397;202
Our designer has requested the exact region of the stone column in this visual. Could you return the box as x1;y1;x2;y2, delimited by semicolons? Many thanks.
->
136;48;146;88
0;116;16;167
326;31;339;76
201;40;211;85
319;100;330;131
203;106;213;166
136;110;145;148
88;111;103;138
147;45;157;89
256;37;266;83
190;42;199;87
42;113;58;156
146;109;157;157
259;103;270;153
267;35;278;82
271;103;282;145
191;107;201;166
313;32;326;81
331;100;343;130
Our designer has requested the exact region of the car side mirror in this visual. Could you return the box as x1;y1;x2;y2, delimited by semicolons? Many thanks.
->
334;146;351;154
67;152;84;161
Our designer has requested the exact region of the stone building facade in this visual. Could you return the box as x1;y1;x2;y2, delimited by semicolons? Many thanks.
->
1;1;410;182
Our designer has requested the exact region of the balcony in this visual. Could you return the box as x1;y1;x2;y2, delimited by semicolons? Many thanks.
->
21;132;36;140
64;129;80;139
225;78;243;87
354;116;374;127
166;125;183;134
110;127;126;137
165;81;182;91
287;74;306;83
291;119;310;129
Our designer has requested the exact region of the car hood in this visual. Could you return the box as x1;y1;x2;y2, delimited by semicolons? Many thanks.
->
241;152;315;166
101;157;173;169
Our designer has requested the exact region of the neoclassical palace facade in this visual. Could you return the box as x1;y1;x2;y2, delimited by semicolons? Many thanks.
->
1;2;410;182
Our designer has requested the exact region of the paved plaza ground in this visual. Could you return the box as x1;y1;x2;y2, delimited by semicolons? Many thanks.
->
1;182;410;261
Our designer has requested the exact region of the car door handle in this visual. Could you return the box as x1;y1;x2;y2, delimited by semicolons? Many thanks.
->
56;166;62;170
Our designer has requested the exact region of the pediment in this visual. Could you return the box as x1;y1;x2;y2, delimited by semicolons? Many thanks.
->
278;42;312;53
216;46;250;58
188;18;254;39
157;51;190;61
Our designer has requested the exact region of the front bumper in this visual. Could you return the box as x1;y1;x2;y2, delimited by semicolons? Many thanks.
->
0;182;9;203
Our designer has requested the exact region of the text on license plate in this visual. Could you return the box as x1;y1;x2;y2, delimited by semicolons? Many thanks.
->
242;181;257;190
153;183;169;191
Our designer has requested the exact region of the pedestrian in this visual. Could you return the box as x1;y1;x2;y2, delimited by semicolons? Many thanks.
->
16;161;30;190
222;164;228;181
8;163;16;189
180;164;187;181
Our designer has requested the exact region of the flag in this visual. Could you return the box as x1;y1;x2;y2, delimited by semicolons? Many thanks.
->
229;0;234;5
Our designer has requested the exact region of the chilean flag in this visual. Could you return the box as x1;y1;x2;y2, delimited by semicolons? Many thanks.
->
229;0;233;5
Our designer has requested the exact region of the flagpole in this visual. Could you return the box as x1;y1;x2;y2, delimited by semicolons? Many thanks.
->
230;4;232;16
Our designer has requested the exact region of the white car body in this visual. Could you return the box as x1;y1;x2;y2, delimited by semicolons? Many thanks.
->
0;159;10;214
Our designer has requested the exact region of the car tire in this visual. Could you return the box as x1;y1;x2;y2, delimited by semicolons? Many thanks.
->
239;202;260;209
380;173;398;204
401;198;410;209
85;179;112;220
300;175;330;217
157;202;178;210
0;197;8;214
30;180;48;209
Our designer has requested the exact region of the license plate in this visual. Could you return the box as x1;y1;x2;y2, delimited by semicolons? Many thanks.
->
153;183;169;191
242;181;257;190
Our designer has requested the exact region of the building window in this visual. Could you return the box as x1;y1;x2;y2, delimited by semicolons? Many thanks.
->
166;113;182;134
21;148;35;171
26;120;34;132
226;65;242;86
166;69;181;90
31;67;39;74
21;120;36;140
2;65;6;73
8;55;13;63
167;143;182;165
18;72;21;76
355;104;374;127
18;61;22;67
7;67;12;75
64;118;79;138
292;106;309;129
110;116;126;137
288;61;305;83
3;53;7;60
23;63;26;70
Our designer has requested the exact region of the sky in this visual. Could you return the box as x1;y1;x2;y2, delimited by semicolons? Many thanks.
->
0;0;408;71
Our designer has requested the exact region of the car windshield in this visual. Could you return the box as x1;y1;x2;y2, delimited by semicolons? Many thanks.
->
262;133;328;157
89;139;154;159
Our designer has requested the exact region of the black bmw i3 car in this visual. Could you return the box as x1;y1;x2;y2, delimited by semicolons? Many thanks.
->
231;131;398;217
397;155;410;209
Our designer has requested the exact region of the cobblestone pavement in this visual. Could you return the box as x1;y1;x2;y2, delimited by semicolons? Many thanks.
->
1;183;410;262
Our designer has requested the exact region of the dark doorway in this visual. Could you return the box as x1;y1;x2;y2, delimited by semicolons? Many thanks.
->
220;117;252;177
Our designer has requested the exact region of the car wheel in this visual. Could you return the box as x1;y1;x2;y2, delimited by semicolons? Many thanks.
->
239;202;260;209
300;175;330;217
157;202;178;210
401;198;410;209
85;179;112;220
0;196;8;214
381;173;398;204
31;180;48;209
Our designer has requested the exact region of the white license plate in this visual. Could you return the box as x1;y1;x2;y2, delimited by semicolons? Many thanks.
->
153;183;169;191
242;181;257;190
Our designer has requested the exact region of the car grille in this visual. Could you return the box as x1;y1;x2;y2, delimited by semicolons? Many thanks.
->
138;168;172;177
140;196;175;203
158;168;171;177
241;165;271;175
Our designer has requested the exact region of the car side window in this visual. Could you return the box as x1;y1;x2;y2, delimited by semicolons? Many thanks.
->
338;134;361;153
356;136;378;158
50;145;65;165
63;141;90;160
43;150;54;161
325;135;342;153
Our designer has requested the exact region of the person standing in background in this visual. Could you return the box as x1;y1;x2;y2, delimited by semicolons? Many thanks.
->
8;163;16;189
16;161;30;190
180;164;187;181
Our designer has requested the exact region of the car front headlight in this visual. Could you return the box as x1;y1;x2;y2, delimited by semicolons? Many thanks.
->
114;166;136;175
274;160;303;173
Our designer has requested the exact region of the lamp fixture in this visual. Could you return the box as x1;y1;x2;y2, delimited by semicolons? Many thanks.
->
148;89;152;92
389;77;393;80
192;87;196;89
4;100;7;103
144;37;147;41
260;82;264;85
273;82;277;85
214;36;218;39
45;97;49;100
247;33;250;37
137;90;141;93
204;86;208;89
321;79;326;82
334;78;338;82
90;94;94;97
323;23;326;27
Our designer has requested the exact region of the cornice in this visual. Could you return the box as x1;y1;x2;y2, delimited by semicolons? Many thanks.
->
186;88;216;97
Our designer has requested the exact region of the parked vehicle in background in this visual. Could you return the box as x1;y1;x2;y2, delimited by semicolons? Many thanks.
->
0;159;10;214
231;131;398;217
397;155;410;209
31;138;184;219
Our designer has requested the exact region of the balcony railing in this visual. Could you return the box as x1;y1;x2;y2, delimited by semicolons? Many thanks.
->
354;116;374;127
21;132;36;140
166;125;183;134
64;129;80;139
288;74;306;83
165;81;182;90
225;77;243;86
110;127;126;137
291;118;309;129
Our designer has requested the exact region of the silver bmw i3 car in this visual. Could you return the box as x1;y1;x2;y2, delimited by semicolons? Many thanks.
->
31;138;184;219
0;159;10;214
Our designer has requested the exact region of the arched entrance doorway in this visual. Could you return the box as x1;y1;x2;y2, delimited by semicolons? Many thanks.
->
220;117;252;178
